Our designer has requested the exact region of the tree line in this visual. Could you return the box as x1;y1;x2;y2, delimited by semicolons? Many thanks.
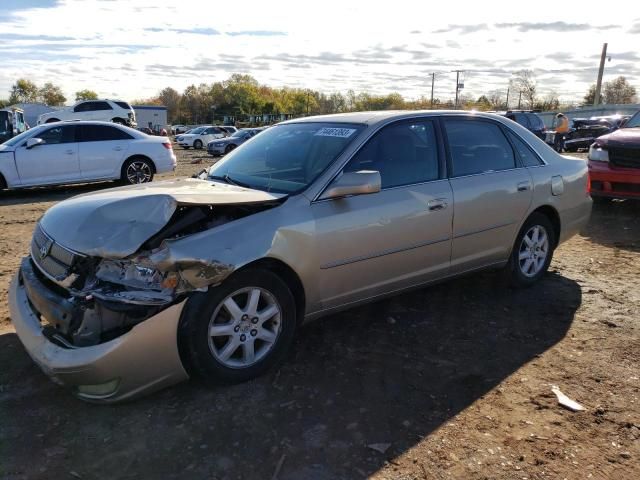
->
1;72;637;123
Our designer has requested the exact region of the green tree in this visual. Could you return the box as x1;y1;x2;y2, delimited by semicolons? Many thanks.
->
9;78;39;104
603;76;637;104
158;87;182;123
583;84;596;105
39;82;66;106
75;89;98;101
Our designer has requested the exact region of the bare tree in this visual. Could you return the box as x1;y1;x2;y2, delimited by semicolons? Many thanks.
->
512;70;537;109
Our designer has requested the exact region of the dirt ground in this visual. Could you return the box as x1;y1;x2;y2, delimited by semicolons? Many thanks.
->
0;147;638;480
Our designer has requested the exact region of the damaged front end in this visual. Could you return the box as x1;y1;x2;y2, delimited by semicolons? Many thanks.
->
28;200;281;348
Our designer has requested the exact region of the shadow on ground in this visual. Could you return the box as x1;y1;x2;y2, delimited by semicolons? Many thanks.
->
0;271;580;480
0;182;117;206
583;199;640;252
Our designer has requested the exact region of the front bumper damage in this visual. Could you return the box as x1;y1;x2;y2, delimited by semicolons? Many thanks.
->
9;259;189;403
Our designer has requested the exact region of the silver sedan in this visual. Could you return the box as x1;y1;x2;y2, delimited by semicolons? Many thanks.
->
9;111;591;402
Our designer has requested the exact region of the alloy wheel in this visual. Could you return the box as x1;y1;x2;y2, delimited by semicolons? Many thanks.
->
126;161;152;184
207;287;282;368
518;225;549;277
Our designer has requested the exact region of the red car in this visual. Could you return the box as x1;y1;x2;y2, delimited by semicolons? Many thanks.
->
588;110;640;200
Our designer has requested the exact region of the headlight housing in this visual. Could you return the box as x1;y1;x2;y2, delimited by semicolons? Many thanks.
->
95;258;178;291
214;142;224;147
588;144;609;162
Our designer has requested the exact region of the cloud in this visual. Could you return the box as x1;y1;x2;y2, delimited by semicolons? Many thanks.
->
434;24;489;34
0;33;75;41
629;21;640;33
169;28;220;35
226;30;286;37
495;21;618;32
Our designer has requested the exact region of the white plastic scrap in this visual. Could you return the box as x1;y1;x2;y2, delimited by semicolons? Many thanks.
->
551;385;585;412
367;443;391;454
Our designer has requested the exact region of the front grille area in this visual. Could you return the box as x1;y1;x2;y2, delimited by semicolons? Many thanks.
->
30;223;84;283
609;147;640;169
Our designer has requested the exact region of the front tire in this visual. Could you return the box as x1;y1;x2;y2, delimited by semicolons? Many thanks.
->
121;157;154;184
507;213;555;288
194;139;203;149
178;269;297;384
224;144;236;154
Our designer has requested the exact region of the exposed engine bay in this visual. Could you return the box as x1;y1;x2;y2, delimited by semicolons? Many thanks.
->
28;201;282;348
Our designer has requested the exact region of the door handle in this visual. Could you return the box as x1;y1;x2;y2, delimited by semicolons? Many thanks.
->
428;199;448;211
517;182;530;192
113;147;123;151
65;150;74;155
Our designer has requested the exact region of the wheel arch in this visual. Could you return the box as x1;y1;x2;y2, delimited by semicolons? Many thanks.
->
238;257;306;324
530;205;561;247
0;172;7;190
121;154;157;175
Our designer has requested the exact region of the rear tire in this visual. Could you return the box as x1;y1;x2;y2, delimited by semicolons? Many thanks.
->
194;140;203;149
507;212;556;288
224;144;236;154
0;174;7;190
112;118;126;125
178;269;297;384
45;118;60;123
121;157;154;185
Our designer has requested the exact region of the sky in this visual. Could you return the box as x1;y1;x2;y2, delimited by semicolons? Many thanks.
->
0;0;639;105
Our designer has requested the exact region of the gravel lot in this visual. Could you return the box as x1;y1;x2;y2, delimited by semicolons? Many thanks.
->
0;147;638;479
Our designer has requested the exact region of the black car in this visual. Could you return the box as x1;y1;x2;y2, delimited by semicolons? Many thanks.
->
497;110;546;140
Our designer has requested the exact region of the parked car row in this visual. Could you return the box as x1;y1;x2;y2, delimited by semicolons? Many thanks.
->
0;121;176;190
175;125;238;149
207;127;265;155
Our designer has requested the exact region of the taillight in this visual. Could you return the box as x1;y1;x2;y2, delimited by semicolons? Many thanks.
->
162;142;172;150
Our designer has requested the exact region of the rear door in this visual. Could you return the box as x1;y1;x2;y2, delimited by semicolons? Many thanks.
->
312;118;453;309
443;117;533;273
77;124;133;179
14;125;80;185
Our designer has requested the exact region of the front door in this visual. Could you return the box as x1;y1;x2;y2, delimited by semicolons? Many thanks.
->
442;117;533;273
312;118;453;310
14;125;80;185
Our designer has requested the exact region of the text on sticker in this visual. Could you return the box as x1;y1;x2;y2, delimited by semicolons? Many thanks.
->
314;127;357;138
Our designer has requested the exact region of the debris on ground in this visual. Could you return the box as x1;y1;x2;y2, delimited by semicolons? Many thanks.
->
551;385;585;412
368;443;392;454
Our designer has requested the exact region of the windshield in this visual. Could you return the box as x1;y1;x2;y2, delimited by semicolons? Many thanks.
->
230;130;245;138
208;122;364;194
625;111;640;128
189;127;206;134
2;125;44;146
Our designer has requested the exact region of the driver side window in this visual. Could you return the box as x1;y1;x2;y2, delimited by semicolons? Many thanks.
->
37;126;75;145
344;120;440;189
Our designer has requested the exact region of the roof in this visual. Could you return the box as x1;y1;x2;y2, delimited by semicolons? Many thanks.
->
281;110;512;127
133;105;168;111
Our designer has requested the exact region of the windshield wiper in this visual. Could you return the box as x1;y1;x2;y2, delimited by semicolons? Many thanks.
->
209;174;253;189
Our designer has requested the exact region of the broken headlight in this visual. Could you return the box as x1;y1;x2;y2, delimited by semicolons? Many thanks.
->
95;258;178;291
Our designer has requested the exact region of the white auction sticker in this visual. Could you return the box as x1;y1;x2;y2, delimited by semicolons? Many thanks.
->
314;127;357;138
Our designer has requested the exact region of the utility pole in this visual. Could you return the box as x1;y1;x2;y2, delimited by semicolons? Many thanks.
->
518;90;522;109
430;72;436;108
306;90;310;115
505;87;510;109
594;42;608;105
451;70;465;109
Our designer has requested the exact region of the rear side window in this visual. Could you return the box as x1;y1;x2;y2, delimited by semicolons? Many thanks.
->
92;101;113;111
444;120;516;177
527;114;544;130
114;101;131;110
38;125;75;144
74;102;90;113
513;113;531;128
344;120;440;188
77;125;133;142
506;130;544;167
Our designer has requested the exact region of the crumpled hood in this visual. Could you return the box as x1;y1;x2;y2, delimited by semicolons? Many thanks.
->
595;128;640;147
39;178;285;259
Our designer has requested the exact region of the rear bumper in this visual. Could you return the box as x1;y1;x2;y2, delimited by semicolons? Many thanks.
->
588;161;640;199
9;263;189;403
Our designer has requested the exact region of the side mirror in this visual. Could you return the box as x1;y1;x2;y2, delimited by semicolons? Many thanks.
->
26;138;44;149
319;170;381;200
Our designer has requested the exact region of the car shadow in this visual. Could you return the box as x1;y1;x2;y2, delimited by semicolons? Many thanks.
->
582;199;640;252
0;271;580;479
0;181;117;206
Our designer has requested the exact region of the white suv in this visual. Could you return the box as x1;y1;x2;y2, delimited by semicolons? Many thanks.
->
38;100;137;127
0;121;176;190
